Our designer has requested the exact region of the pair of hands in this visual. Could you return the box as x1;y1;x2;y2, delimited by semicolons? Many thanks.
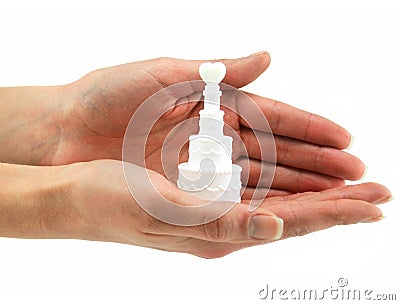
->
22;52;390;258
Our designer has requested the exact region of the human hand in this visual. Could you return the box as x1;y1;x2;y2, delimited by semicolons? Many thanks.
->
56;160;389;258
50;53;364;196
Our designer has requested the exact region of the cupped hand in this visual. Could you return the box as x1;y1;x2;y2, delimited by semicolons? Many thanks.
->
62;160;390;258
55;53;364;195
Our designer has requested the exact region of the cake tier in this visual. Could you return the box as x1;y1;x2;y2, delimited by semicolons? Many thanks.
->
177;163;242;202
188;135;232;172
198;112;224;136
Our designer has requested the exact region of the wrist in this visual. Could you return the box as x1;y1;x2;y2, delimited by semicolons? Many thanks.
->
0;162;79;239
0;85;72;165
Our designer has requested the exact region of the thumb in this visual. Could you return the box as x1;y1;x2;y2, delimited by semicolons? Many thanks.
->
144;51;271;88
147;201;284;243
191;204;284;242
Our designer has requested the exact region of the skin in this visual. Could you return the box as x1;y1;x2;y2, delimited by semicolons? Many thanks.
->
0;160;390;258
0;53;392;258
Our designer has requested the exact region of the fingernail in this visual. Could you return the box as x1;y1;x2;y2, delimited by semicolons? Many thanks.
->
361;215;386;223
360;164;368;181
249;215;284;240
249;51;268;57
376;195;394;204
346;134;355;150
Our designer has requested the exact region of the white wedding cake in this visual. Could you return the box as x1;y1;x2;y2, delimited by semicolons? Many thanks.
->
177;62;242;202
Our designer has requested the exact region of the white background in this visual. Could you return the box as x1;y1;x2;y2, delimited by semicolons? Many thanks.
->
1;1;399;304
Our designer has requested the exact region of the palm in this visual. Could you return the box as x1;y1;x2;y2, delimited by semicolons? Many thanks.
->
73;160;389;258
59;55;365;195
142;100;242;181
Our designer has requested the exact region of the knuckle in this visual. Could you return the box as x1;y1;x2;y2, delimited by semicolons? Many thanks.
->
332;200;346;225
314;146;325;172
304;112;314;141
270;100;282;132
280;204;310;239
153;56;173;66
283;226;310;239
203;216;232;242
280;138;290;164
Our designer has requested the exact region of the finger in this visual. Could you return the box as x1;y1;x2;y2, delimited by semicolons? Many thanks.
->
238;92;352;149
242;187;293;200
238;158;345;192
143;183;389;257
268;198;383;240
240;127;365;180
272;182;392;205
145;183;388;258
144;52;271;89
141;203;284;243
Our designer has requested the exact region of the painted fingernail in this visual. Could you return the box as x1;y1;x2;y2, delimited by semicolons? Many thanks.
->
249;215;284;240
346;134;355;150
361;215;386;223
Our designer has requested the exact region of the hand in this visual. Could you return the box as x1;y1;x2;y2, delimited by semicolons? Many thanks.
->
56;160;390;258
0;54;390;258
51;53;364;196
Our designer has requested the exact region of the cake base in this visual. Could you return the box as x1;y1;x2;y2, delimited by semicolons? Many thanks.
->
177;163;242;202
